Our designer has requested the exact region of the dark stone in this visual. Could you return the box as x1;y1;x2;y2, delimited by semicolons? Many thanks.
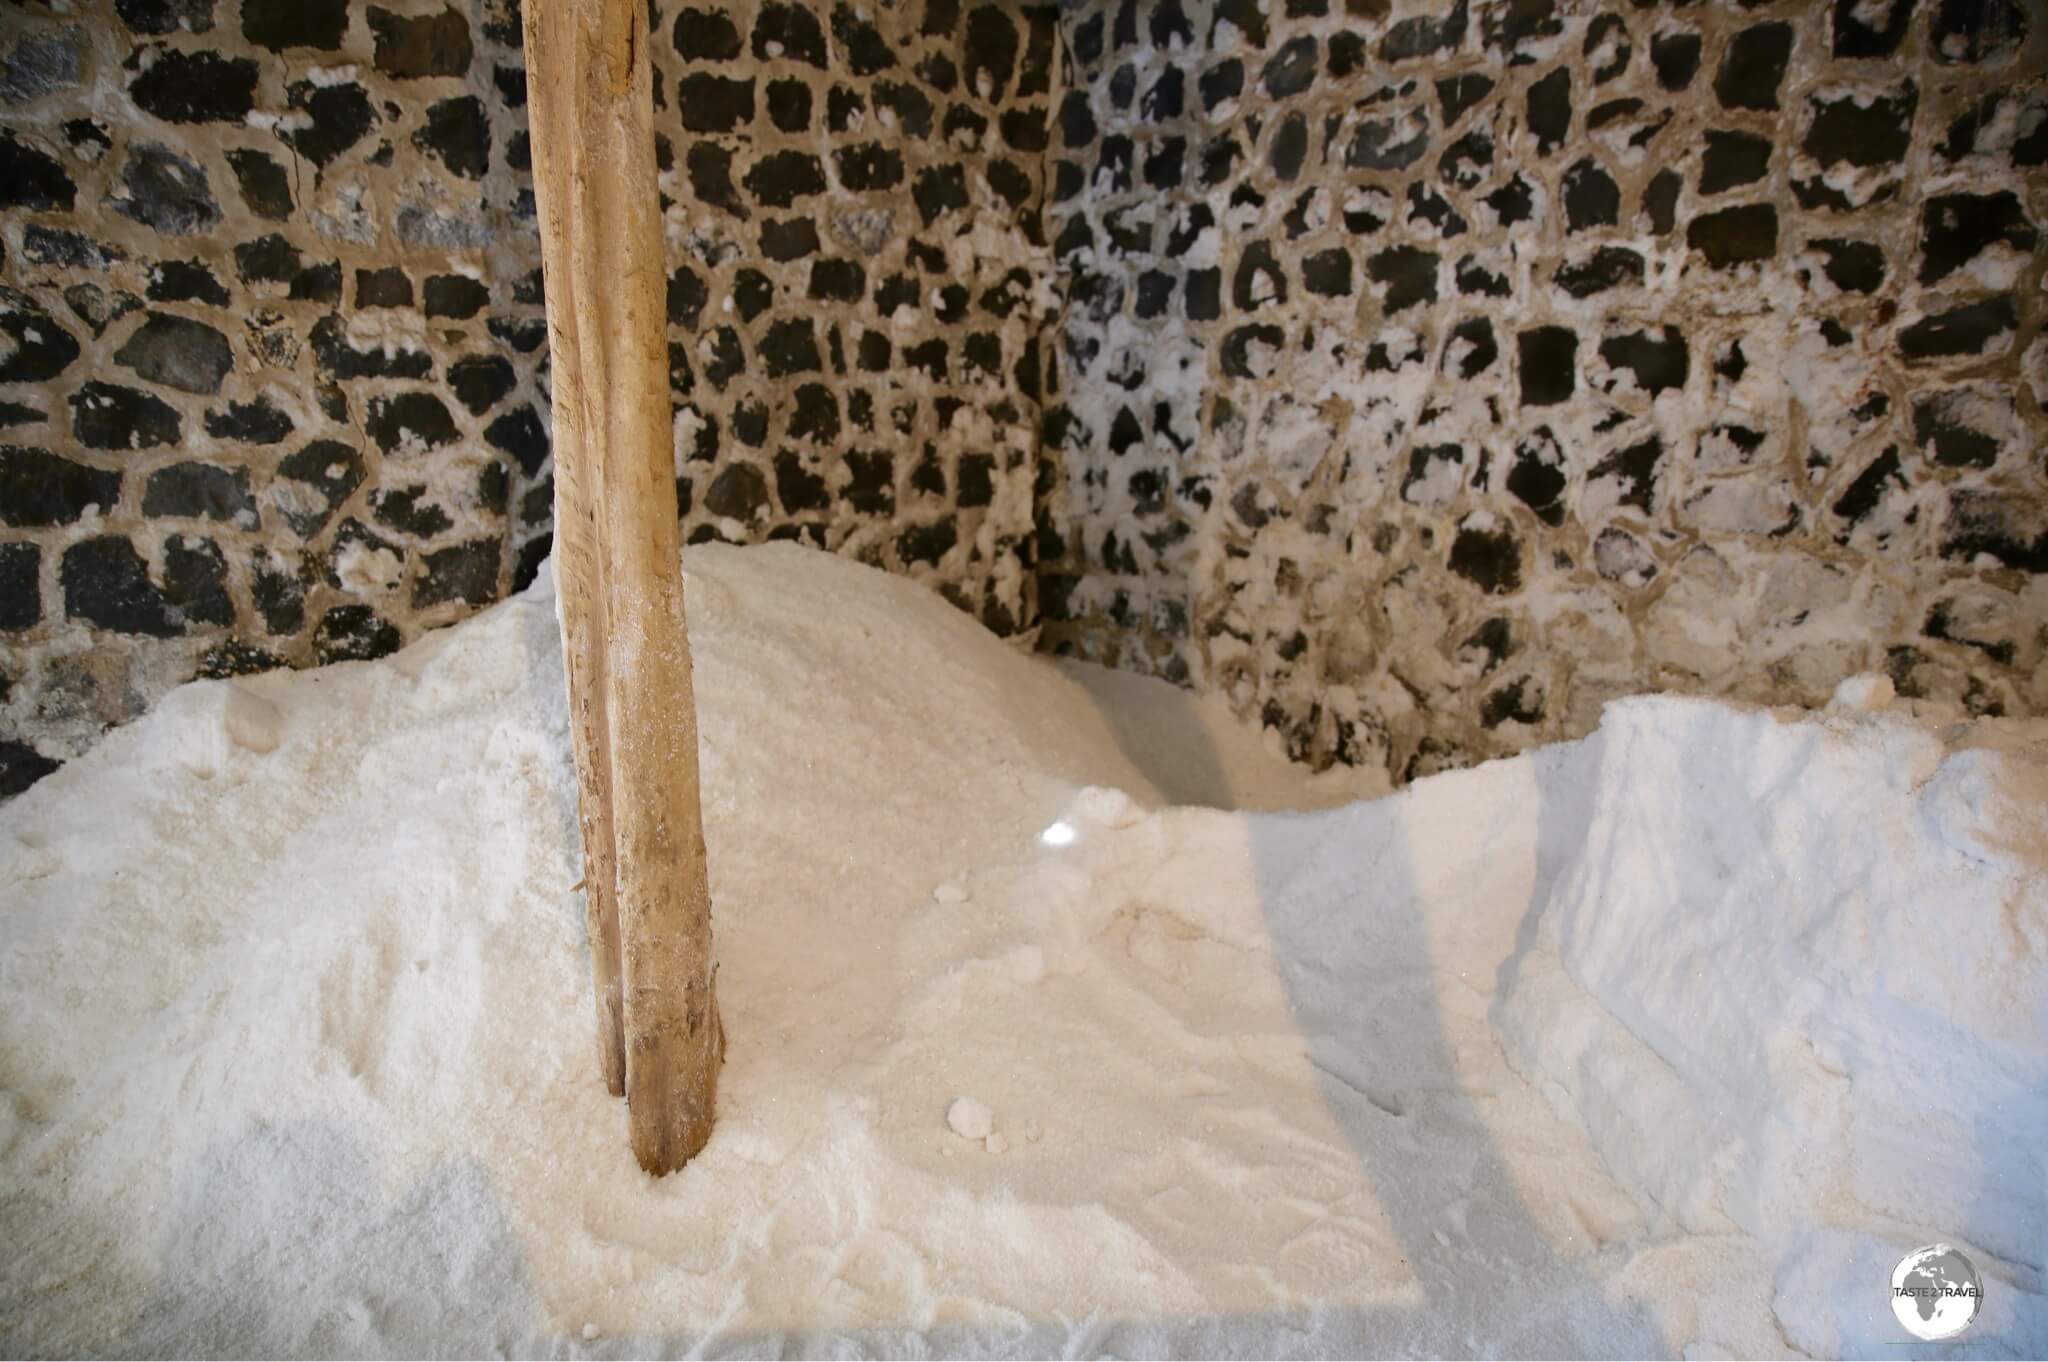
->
243;0;346;49
843;450;894;513
1368;245;1437;313
422;273;489;320
232;232;301;283
1554;246;1643;297
1200;59;1242;112
0;303;80;383
758;318;822;378
205;397;293;444
1715;22;1793;111
0;446;120;527
1804;85;1915;168
1383;0;1467;60
148;259;229;306
71;381;181;451
1233;241;1288;310
1432;118;1490;190
23;225;122;268
1941;489;2047;571
159;540;230;631
1262;36;1317;97
249;549;307;633
1142;66;1184;122
1456;256;1510;297
1832;0;1914;57
1448;523;1521;594
275;440;362;536
1687;202;1778;268
369;7;472;78
1220;324;1285;379
766;78;811;132
440;355;511;416
752;2;827;65
114;0;213;34
1480;0;1559;55
1585;12;1631;82
679;74;754;134
1346;106;1431;170
1438;72;1494;125
835;142;904;192
1185;268;1222;321
874;80;932;137
0;741;60;798
1899;296;2015;361
687;143;747;218
1527;67;1571;154
290;261;342;303
1650;30;1701;89
1589;436;1662;514
130;50;255;129
142;462;255;523
744;150;827;209
60;536;180;636
897;519;956;565
808;258;866;303
109;143;216;233
833;2;895;74
0;401;44;428
1600;326;1688;395
1913;389;2005;469
1643;168;1681;236
1482;173;1535;226
1831;447;1905;527
367;392;457;454
61;117;111;161
726;268;771;323
913;164;969;225
704;462;768;521
355;266;412;308
315;605;401;662
1563;158;1619;230
61;284;139;339
1518;326;1576;406
1302;248;1352;297
1919;191;2036;285
699;327;745;389
283;79;375;166
1809;238;1884;294
674;6;742;59
775;450;830;512
414;95;488;179
788;384;840;443
114;312;232;394
0;542;39;632
1507;433;1566;525
964;5;1019;99
1447;316;1498;377
309;314;429;381
414;537;501;608
1931;0;2027;64
1700;129;1771;194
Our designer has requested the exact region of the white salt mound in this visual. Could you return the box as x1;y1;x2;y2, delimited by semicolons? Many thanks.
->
2;542;2044;1357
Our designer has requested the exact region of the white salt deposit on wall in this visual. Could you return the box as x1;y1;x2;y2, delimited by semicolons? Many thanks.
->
2;543;2042;1356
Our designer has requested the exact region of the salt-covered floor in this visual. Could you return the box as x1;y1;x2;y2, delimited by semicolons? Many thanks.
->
2;543;2044;1357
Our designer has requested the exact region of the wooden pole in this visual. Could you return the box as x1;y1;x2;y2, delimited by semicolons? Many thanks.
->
522;0;722;1174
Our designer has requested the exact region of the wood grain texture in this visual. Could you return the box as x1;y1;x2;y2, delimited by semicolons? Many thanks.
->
522;0;722;1173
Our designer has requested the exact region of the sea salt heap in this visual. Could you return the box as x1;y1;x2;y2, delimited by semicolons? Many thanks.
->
946;1096;994;1141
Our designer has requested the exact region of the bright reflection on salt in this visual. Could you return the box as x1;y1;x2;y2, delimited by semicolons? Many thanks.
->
1040;820;1076;847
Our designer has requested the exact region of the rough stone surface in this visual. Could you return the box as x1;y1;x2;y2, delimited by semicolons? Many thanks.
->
1040;0;2048;778
4;0;2045;797
1;0;1052;787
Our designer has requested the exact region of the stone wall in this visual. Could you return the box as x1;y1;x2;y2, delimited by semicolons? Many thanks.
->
1039;0;2048;780
0;0;1057;793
